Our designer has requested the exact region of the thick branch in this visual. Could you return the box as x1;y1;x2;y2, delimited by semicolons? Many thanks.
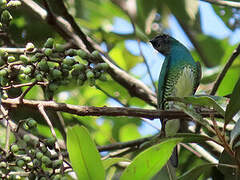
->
2;98;222;120
201;0;240;9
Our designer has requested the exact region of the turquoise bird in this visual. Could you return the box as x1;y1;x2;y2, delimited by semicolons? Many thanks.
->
150;34;201;167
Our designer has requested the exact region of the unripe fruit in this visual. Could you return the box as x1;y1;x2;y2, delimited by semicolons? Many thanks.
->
10;144;19;153
0;58;5;66
7;56;15;62
25;42;35;52
1;10;12;24
38;59;49;72
16;159;25;168
63;56;75;66
35;73;43;81
33;159;41;168
0;68;7;77
88;78;95;87
52;69;62;79
91;50;101;59
100;63;109;70
48;83;58;92
40;145;47;153
73;63;85;71
52;160;62;169
41;155;51;165
46;137;56;148
99;74;107;81
65;49;77;56
19;54;29;64
26;118;37;129
76;49;88;59
36;152;43;160
23;134;31;142
86;70;94;79
44;38;54;48
23;65;33;75
44;48;53;56
0;49;7;57
55;43;64;52
23;156;31;163
0;161;6;168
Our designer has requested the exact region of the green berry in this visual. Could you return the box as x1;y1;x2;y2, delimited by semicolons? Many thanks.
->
86;70;94;79
26;118;37;129
1;78;8;87
23;65;33;75
25;42;35;52
7;56;15;62
46;137;56;147
23;134;31;142
23;156;31;163
88;78;95;87
0;49;7;57
33;159;41;168
40;145;47;153
76;49;88;59
10;144;19;153
22;123;29;130
44;48;53;56
100;63;109;70
41;155;51;165
73;63;85;71
65;49;77;56
35;73;43;81
1;10;12;24
0;161;6;168
52;69;62;79
63;56;75;66
91;50;101;59
38;59;49;72
99;74;107;81
16;159;25;168
19;54;29;64
55;43;64;52
0;68;7;77
36;151;43;160
52;160;62;169
48;83;58;91
44;38;54;48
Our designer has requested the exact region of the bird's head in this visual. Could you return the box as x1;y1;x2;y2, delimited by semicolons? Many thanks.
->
150;34;175;56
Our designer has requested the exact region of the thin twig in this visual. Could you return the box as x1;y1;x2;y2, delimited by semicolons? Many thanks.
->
18;80;38;102
201;0;240;9
211;44;240;95
2;81;48;90
138;40;157;92
38;104;63;160
4;120;10;151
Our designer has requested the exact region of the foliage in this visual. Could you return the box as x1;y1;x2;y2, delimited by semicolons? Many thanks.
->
0;0;240;179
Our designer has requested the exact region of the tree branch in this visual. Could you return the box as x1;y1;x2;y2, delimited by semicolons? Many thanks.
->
211;44;240;95
201;0;240;9
2;98;222;120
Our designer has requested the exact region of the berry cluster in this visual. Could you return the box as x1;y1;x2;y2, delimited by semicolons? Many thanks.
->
0;118;68;179
0;38;109;99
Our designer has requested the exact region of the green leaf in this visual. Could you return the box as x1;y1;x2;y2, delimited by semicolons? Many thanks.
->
169;96;225;116
103;158;131;170
178;163;217;180
120;138;182;180
67;126;105;180
225;77;240;125
230;118;240;146
119;123;141;142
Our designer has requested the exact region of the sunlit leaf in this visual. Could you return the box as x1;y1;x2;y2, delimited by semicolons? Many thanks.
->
67;126;105;180
119;123;141;142
230;118;240;146
225;77;240;125
120;138;182;180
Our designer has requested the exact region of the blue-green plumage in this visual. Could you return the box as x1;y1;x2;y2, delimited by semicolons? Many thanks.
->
150;34;201;167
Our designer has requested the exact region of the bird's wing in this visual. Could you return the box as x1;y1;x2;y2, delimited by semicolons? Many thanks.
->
193;61;202;94
157;56;170;109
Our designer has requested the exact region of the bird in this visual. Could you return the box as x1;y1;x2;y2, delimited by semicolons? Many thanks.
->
150;34;201;167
